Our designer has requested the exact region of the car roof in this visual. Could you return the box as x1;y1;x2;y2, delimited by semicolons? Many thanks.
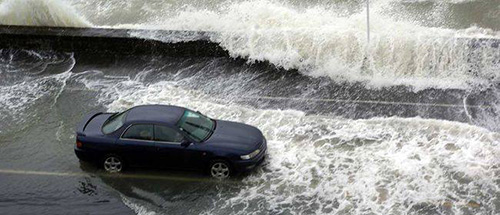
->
124;105;186;126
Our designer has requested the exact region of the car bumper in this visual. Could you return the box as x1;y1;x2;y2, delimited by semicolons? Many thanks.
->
74;147;98;163
233;139;267;172
234;154;266;172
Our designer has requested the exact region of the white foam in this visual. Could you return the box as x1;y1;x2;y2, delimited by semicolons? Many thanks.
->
122;0;500;91
78;73;500;214
122;195;159;215
0;0;91;27
2;0;498;90
0;51;76;128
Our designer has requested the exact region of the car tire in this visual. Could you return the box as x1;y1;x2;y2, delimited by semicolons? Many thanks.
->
209;160;231;179
102;154;124;173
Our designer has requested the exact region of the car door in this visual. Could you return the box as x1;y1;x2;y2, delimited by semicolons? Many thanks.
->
153;125;188;169
154;125;208;170
182;143;209;171
116;124;157;167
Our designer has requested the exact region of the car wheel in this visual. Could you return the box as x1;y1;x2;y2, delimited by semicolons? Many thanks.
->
209;160;231;179
103;154;124;173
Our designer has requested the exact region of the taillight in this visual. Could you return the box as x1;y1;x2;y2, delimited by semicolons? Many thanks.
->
76;140;83;148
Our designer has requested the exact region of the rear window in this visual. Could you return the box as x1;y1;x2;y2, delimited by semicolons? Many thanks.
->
102;111;128;134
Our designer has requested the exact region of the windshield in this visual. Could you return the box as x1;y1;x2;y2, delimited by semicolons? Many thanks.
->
176;110;215;142
102;111;128;134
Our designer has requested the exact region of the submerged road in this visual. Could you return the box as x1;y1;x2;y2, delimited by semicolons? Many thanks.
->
1;26;500;214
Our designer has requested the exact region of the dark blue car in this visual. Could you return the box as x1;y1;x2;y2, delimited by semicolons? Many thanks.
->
74;105;267;179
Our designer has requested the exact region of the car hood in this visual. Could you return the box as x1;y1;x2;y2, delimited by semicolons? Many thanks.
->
204;120;264;153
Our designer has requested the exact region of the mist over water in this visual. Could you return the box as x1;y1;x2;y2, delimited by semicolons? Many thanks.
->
0;0;90;27
1;0;498;90
114;0;500;90
1;0;500;214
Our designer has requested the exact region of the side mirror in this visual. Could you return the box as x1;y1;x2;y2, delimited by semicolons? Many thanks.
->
181;139;191;147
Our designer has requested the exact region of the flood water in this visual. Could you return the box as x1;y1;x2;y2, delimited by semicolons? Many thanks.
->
1;0;500;214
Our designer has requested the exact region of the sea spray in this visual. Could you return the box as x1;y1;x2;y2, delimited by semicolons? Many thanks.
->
1;0;499;90
0;0;91;27
122;0;500;90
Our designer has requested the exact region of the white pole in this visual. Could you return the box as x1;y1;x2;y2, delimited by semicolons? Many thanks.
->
362;0;370;70
366;0;370;45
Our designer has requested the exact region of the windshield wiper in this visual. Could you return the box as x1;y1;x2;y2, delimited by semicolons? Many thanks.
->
203;121;216;142
186;122;212;132
181;128;201;142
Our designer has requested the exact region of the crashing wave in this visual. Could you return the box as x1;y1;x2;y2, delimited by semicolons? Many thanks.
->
0;0;91;27
124;0;500;90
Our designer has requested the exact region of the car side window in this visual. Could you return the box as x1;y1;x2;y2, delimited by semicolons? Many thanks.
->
122;124;154;141
154;125;184;143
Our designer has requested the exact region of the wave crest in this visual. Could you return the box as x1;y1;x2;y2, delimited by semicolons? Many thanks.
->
129;0;500;90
